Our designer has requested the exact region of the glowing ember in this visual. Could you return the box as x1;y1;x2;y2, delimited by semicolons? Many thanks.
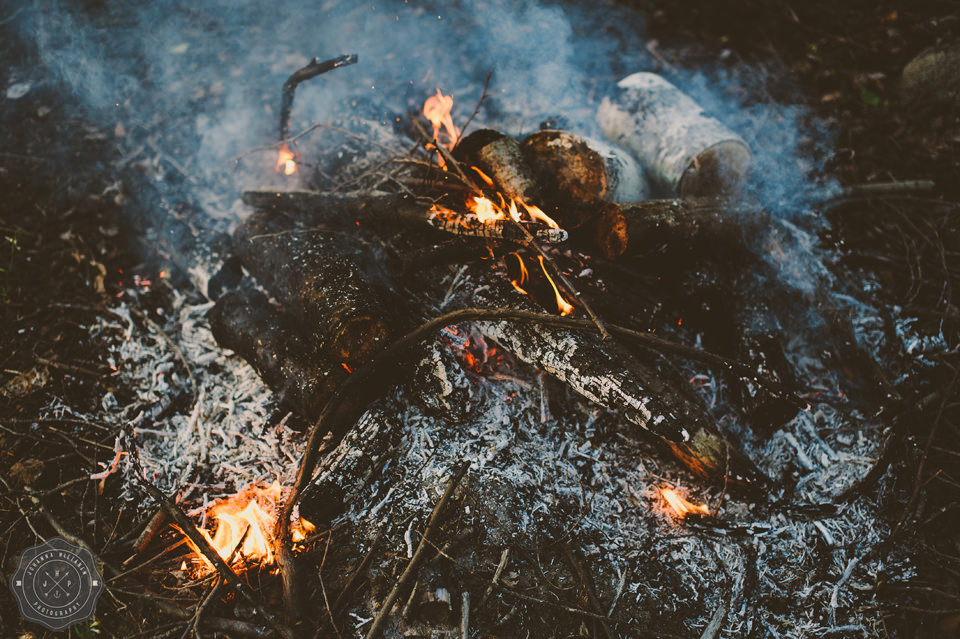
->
537;255;574;316
661;487;710;519
423;88;460;150
182;481;314;574
276;145;297;175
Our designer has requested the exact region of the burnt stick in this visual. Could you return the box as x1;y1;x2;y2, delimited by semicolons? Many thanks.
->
278;54;358;142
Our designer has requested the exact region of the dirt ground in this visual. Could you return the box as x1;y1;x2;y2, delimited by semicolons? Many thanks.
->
1;1;958;637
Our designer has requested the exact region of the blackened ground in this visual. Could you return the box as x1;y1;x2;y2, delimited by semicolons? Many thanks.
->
1;2;959;639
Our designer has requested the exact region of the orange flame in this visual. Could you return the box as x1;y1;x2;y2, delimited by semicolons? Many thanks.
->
423;89;460;150
536;255;574;316
465;193;562;230
508;253;531;295
182;481;314;574
661;487;710;519
276;146;297;175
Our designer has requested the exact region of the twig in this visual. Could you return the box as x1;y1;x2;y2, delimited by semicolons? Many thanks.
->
363;462;469;639
128;462;292;639
699;601;728;639
561;543;615;639
455;68;494;146
480;548;511;607
460;590;470;639
279;55;358;142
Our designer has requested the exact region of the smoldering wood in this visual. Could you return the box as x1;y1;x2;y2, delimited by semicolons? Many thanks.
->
241;189;567;243
464;268;766;487
597;72;752;197
233;209;391;365
520;130;648;211
453;129;540;203
206;283;344;419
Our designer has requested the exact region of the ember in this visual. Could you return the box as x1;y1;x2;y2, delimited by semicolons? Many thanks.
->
660;487;710;519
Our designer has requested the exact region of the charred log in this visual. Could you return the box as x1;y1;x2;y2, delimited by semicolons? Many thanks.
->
597;73;752;197
207;283;343;419
241;189;567;243
233;209;391;365
465;268;767;487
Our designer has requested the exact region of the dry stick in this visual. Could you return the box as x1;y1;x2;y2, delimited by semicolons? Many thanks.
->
363;462;469;639
455;68;495;145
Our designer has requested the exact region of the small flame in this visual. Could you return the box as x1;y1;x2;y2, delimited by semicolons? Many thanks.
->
276;146;297;175
537;255;574;316
423;89;460;150
509;253;531;295
521;201;560;229
661;487;710;519
182;481;314;574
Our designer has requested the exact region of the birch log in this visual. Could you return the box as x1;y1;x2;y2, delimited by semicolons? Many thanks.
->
521;130;649;209
597;72;752;197
453;129;540;203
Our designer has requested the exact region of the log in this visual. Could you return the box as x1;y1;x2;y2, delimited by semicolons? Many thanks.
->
240;189;567;244
521;130;649;210
453;129;540;203
233;209;392;365
462;267;767;487
207;283;344;419
614;197;766;258
597;73;752;197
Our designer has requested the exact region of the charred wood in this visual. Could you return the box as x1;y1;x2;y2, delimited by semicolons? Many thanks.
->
466;268;766;487
241;189;567;243
278;54;358;143
233;209;391;365
207;283;343;419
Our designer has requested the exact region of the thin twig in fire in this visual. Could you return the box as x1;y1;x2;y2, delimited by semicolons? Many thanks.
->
454;67;494;146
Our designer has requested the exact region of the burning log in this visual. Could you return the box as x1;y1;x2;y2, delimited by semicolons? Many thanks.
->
521;129;649;207
207;283;343;419
597;73;752;197
233;209;392;365
240;189;567;244
467;270;766;487
453;129;540;203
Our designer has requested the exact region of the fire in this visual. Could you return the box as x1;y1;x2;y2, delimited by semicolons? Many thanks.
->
465;193;562;230
537;255;574;316
423;88;460;150
276;145;297;175
660;487;710;519
508;253;531;295
181;481;315;574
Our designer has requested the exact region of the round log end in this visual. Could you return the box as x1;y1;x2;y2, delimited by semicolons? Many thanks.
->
678;140;752;197
593;203;628;260
900;43;960;107
521;130;609;204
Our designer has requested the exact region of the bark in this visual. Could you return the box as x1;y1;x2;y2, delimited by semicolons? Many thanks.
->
453;129;540;203
615;197;766;257
597;73;752;197
233;209;391;365
900;43;960;107
521;130;649;211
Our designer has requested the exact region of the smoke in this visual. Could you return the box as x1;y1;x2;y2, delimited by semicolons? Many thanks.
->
7;0;836;225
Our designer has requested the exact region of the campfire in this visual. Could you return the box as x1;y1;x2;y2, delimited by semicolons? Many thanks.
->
3;2;956;639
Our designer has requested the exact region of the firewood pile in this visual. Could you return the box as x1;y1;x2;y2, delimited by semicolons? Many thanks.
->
3;2;958;638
